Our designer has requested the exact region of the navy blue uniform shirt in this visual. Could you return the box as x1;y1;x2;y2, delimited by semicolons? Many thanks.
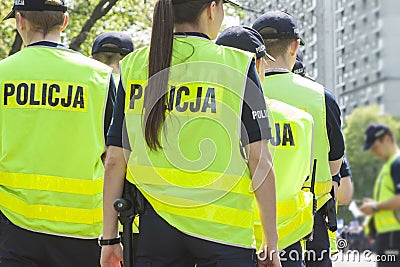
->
324;89;345;161
390;156;400;194
107;32;272;150
339;155;352;179
332;155;352;186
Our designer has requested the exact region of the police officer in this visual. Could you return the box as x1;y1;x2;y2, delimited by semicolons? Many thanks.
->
92;31;134;87
292;49;306;77
101;1;281;267
292;49;315;81
0;0;115;266
216;26;315;267
252;11;345;267
361;124;400;266
292;49;354;254
292;50;354;205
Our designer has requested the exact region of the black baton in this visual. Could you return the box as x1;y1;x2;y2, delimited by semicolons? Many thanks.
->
114;180;136;267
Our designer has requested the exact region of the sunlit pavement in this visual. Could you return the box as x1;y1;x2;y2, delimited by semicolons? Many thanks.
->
332;252;377;267
333;260;376;267
334;261;376;267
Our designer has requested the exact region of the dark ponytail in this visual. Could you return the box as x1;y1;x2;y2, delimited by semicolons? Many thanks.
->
144;0;222;151
144;0;174;151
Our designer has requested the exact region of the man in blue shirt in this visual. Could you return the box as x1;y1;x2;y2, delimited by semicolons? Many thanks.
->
361;124;400;267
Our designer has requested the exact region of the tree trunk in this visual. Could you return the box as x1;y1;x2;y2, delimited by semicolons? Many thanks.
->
69;0;119;51
8;31;23;56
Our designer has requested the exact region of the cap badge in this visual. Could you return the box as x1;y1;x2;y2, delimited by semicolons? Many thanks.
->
256;45;265;53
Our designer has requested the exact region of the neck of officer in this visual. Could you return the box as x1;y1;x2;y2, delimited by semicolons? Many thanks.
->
174;22;209;37
264;55;293;73
110;63;121;74
387;143;400;161
25;30;62;45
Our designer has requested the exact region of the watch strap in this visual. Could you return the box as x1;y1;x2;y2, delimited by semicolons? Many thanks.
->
98;236;121;247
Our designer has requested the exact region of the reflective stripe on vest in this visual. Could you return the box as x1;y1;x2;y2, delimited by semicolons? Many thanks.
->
329;230;338;255
254;99;314;250
0;47;111;238
121;37;256;248
373;152;400;233
255;191;313;250
263;73;331;210
329;201;339;255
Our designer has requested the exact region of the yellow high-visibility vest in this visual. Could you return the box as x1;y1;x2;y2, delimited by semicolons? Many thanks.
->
0;46;111;238
121;36;258;248
373;152;400;233
264;73;332;210
254;98;314;249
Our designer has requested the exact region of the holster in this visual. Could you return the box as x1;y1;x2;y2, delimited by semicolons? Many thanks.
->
114;180;145;267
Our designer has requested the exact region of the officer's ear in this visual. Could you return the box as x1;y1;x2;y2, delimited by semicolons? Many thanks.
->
255;57;265;82
206;1;218;20
60;13;69;32
289;39;300;57
383;133;394;144
15;11;26;31
255;58;262;73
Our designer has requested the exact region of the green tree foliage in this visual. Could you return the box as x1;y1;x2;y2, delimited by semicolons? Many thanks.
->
0;0;155;59
66;0;155;54
0;1;15;59
338;105;400;223
1;0;244;59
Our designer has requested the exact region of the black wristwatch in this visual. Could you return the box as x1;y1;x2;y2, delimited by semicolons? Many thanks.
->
98;235;121;247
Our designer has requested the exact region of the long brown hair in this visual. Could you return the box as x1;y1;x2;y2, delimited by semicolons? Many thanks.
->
144;0;221;151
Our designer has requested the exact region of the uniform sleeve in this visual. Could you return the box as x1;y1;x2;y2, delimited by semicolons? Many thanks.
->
240;60;272;146
332;155;352;186
106;76;131;150
104;76;116;140
340;155;352;179
390;157;400;194
324;89;345;161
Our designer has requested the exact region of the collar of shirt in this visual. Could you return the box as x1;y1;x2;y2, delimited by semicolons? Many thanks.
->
174;32;211;40
27;41;68;49
265;71;290;77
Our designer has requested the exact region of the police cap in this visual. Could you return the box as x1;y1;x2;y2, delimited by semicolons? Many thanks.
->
3;0;67;21
252;11;305;45
92;32;134;56
216;26;275;61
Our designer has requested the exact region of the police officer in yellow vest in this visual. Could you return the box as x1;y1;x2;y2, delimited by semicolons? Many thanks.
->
0;0;115;266
361;124;400;267
91;32;135;88
252;11;345;267
292;51;354;207
101;1;281;267
216;26;315;267
293;50;355;255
